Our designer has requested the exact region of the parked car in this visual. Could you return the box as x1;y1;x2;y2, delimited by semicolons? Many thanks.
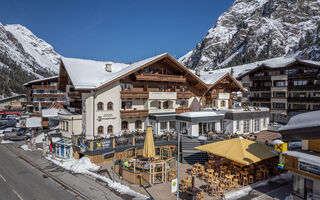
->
4;130;29;141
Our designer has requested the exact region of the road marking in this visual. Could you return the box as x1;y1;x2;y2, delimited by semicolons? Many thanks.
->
12;189;24;200
0;174;6;182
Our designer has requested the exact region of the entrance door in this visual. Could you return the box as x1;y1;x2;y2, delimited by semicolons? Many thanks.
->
305;178;313;198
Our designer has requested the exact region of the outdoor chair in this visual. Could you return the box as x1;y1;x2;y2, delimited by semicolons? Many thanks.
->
195;191;204;200
242;177;248;186
256;171;262;181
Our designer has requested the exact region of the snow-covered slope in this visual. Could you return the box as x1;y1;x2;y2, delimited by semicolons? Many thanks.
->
179;0;320;70
0;22;59;98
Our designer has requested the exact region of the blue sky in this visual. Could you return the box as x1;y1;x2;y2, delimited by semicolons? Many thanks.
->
0;0;235;63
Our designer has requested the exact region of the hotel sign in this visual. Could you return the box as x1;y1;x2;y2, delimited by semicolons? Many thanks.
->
299;161;320;176
149;92;177;100
219;93;230;100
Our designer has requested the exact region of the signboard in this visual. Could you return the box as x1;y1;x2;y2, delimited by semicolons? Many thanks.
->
95;140;111;150
274;143;287;152
299;161;320;176
102;114;116;119
171;178;177;193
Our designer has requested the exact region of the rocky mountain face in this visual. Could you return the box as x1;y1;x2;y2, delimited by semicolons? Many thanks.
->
0;22;60;98
179;0;320;70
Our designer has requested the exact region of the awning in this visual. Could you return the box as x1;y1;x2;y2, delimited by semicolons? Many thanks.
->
195;138;276;166
143;126;155;158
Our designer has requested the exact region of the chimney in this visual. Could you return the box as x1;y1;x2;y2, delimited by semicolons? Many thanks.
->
195;69;201;77
105;63;112;72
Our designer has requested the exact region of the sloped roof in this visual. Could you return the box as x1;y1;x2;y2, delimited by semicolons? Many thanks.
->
279;110;320;131
23;76;59;86
61;53;208;90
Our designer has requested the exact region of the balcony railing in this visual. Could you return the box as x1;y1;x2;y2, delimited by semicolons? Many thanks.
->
250;76;271;81
288;97;320;103
120;109;149;118
32;93;65;98
249;87;271;91
175;107;191;114
177;91;193;99
31;85;56;89
249;97;271;102
135;74;186;82
288;85;320;91
288;73;318;79
120;91;149;99
68;91;81;99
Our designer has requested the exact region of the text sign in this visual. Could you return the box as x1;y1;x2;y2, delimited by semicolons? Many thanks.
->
299;161;320;176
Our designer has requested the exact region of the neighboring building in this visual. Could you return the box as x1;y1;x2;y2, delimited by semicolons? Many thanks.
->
24;76;67;112
58;53;269;139
0;94;26;117
279;110;320;200
237;59;320;124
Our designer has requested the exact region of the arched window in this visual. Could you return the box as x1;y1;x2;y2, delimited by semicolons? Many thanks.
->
121;121;128;130
97;102;104;111
107;102;113;110
107;125;113;134
98;126;104;134
135;120;142;129
220;100;226;107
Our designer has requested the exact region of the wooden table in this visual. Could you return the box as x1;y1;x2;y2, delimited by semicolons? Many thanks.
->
182;177;192;187
206;169;214;176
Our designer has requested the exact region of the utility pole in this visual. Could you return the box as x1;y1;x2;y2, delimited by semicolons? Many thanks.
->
176;132;180;200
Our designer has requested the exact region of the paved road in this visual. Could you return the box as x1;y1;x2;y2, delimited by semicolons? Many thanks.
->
0;144;77;200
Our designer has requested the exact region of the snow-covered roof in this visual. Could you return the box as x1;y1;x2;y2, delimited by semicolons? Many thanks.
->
178;111;224;118
23;76;59;86
279;110;320;131
25;117;42;128
61;53;167;90
284;150;320;167
42;108;70;118
189;70;228;85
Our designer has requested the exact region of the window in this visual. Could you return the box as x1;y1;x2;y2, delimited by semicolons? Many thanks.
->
50;98;57;102
120;83;131;91
244;120;250;133
263;118;266;127
49;90;57;94
293;80;307;86
107;102;113;110
293;174;305;198
121;101;132;110
254;119;260;132
160;122;167;130
97;102;104;111
98;126;104;134
254;72;264;76
107;125;113;134
222;121;226;130
220;100;226;107
273;103;285;109
50;82;57;86
236;121;240;131
274;81;286;86
135;120;142;129
169;121;175;129
180;122;186;133
121;121;128;130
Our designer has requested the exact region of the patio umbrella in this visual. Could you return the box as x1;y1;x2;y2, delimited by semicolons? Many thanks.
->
143;126;155;158
195;138;276;166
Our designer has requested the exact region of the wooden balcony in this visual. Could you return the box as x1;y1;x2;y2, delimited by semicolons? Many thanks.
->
288;73;318;79
249;97;271;102
175;107;191;114
249;87;271;91
206;93;218;99
31;85;56;89
68;91;82;99
135;74;186;83
288;85;320;91
177;91;193;99
120;91;149;99
120;109;149;118
26;101;66;107
250;76;271;81
32;93;65;98
69;101;82;108
288;97;320;103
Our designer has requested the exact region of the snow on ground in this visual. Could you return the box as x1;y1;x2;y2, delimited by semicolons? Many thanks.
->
1;140;14;144
46;155;148;200
20;144;32;151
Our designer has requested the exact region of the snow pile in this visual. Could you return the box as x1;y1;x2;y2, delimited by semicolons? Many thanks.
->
20;144;32;151
1;140;14;144
46;156;147;199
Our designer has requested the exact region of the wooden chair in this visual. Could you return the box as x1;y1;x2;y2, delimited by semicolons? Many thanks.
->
195;191;205;200
220;170;225;178
248;175;254;184
235;172;240;179
242;177;248;186
191;167;197;176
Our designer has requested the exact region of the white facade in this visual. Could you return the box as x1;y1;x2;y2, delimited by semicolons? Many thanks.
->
59;114;82;138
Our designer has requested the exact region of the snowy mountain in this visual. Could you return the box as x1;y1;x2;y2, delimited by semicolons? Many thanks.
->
0;22;60;98
179;0;320;70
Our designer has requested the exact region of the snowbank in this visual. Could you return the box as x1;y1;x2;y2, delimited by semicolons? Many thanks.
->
20;144;32;151
1;140;14;144
46;156;147;200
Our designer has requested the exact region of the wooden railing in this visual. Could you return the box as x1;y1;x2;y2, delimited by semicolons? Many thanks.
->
288;85;320;91
249;97;271;102
250;76;271;81
120;109;149;118
288;97;320;103
175;107;191;114
177;91;193;99
135;74;186;82
249;87;271;91
68;91;81;99
120;91;149;99
31;85;56;89
32;93;65;98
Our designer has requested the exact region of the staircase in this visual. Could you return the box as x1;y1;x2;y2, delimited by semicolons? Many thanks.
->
181;137;208;164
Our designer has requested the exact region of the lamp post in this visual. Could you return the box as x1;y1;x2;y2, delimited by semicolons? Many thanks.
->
176;131;180;200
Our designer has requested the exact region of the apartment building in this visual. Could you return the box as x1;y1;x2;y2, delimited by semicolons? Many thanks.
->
24;76;67;112
57;53;269;139
237;59;320;124
279;110;320;200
